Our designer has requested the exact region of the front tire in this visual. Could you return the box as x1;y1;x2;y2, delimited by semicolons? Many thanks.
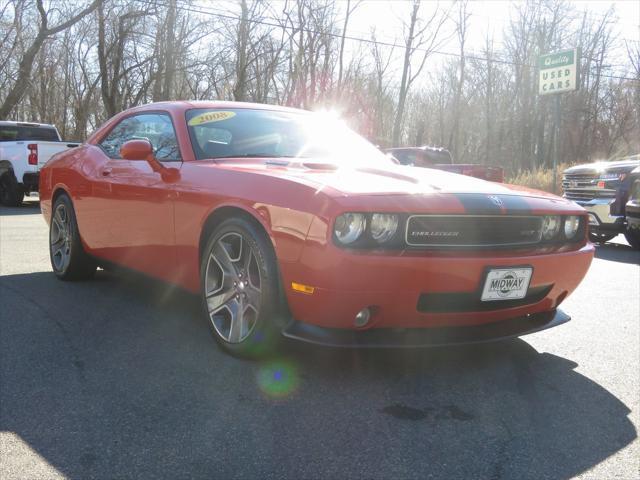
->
200;217;283;358
624;228;640;250
49;194;97;280
0;173;24;207
588;231;616;244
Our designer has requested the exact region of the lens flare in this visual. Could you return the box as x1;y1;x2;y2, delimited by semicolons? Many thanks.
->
256;360;299;399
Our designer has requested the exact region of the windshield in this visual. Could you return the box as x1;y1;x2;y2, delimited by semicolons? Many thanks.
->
185;108;391;166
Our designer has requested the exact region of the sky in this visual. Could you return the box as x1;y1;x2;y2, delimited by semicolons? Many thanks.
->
348;1;639;42
346;1;639;74
200;0;639;79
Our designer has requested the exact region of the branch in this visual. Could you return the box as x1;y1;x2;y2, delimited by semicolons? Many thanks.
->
45;0;103;37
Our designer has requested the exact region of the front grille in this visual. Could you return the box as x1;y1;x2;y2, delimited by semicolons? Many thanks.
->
562;172;616;201
417;284;553;313
563;172;596;186
405;215;542;247
563;189;616;201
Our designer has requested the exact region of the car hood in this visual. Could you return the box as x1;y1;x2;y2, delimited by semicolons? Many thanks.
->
564;159;640;175
214;159;562;200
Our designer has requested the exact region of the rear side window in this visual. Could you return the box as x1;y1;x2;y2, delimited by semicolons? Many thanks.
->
0;125;60;142
99;113;181;161
424;149;453;165
390;151;420;165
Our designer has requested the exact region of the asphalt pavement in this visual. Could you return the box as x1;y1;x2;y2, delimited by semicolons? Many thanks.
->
1;200;639;480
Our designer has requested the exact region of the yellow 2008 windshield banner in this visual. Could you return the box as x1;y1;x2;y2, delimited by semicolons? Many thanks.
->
188;111;236;126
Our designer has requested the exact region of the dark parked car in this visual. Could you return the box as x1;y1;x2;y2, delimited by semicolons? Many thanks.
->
562;155;640;248
624;166;640;249
384;146;504;182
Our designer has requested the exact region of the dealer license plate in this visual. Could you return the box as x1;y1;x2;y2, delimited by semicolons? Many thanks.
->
481;267;532;301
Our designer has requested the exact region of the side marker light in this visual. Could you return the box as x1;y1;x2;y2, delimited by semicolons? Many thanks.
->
291;282;315;294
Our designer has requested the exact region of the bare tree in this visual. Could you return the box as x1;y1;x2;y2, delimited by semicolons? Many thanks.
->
392;0;449;146
97;2;155;117
0;0;635;162
336;0;362;99
0;0;102;119
447;0;470;161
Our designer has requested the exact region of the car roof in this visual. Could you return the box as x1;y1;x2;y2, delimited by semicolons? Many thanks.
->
0;120;57;128
123;100;310;116
385;146;451;153
86;100;315;145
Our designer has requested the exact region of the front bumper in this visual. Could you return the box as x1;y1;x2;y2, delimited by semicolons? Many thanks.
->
281;243;594;330
574;198;624;232
282;309;570;348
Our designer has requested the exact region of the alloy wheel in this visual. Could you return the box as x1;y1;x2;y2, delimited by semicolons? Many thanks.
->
50;203;72;272
205;232;262;343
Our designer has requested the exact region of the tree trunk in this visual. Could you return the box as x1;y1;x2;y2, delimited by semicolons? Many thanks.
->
392;1;419;147
233;0;249;102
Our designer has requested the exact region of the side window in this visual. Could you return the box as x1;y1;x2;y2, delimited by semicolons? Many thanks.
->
99;113;181;161
394;151;417;165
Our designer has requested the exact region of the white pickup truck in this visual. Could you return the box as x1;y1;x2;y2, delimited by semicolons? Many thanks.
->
0;121;79;206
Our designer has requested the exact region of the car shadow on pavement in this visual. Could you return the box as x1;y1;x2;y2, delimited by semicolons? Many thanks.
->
594;242;639;265
0;269;636;480
0;201;41;216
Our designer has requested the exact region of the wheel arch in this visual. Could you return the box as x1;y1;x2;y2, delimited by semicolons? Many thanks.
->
52;185;71;204
46;185;73;225
198;204;276;261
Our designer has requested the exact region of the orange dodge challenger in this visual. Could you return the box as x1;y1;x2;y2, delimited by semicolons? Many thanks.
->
39;101;594;357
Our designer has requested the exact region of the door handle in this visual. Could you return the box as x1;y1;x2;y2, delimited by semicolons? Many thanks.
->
101;168;112;176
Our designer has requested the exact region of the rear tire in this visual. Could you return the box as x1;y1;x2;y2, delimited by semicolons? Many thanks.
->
588;231;616;244
624;228;640;250
0;173;24;207
200;216;284;358
49;194;97;280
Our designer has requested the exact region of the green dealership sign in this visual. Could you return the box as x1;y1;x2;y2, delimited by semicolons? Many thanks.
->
538;48;580;95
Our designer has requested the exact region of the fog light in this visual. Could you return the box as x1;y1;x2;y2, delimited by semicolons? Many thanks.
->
354;308;371;327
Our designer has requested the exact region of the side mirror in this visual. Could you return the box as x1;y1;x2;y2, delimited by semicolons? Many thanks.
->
119;138;180;182
120;139;154;161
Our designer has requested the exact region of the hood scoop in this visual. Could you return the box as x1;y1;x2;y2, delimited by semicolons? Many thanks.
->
302;161;339;171
355;166;443;191
356;166;421;184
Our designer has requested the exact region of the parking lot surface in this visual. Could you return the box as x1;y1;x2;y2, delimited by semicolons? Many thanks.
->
1;200;638;479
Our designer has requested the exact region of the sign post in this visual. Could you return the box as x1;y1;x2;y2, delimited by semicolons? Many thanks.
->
538;48;580;193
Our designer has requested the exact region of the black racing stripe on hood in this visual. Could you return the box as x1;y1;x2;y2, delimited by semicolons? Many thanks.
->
455;193;532;215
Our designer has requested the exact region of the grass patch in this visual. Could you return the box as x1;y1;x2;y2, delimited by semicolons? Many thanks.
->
506;163;574;194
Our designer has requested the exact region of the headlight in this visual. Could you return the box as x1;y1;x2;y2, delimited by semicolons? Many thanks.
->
564;216;581;239
598;172;624;181
334;213;366;244
541;215;561;240
370;214;399;243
